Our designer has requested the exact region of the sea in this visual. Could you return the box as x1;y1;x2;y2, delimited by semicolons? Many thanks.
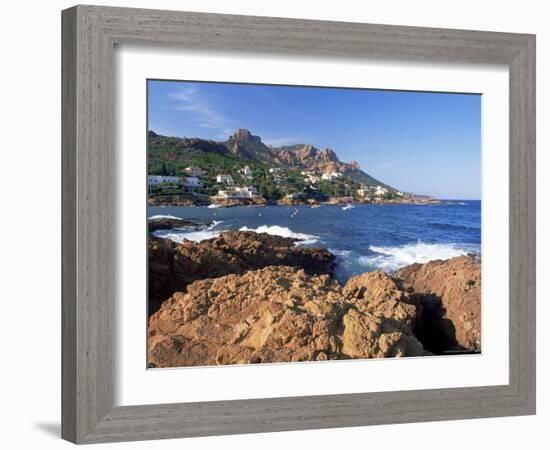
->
149;201;481;283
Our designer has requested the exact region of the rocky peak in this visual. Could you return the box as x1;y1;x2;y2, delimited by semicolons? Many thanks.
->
230;128;262;145
296;144;318;160
319;148;339;162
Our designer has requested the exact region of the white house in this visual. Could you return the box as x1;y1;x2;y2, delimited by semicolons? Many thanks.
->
321;172;343;181
217;186;258;199
303;173;320;184
147;175;180;186
270;167;282;174
374;185;389;197
216;174;234;185
184;166;203;177
184;177;202;190
356;186;374;198
240;166;253;176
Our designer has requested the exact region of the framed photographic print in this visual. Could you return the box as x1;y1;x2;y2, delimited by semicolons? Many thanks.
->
62;5;536;444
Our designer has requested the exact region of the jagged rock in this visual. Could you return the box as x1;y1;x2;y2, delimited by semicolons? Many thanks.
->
272;148;298;166
230;128;263;145
148;266;425;368
349;160;360;170
395;255;481;353
148;217;205;232
318;148;339;162
148;231;335;315
211;197;267;207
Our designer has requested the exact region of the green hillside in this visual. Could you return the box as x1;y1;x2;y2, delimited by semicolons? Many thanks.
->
147;129;402;201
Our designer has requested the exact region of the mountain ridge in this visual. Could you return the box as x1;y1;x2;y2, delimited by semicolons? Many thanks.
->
149;128;395;191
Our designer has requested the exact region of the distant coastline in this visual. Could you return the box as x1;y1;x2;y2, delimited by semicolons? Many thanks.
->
148;193;465;208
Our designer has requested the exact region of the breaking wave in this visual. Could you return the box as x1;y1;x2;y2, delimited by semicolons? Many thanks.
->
152;220;225;243
148;214;182;220
239;225;320;245
359;241;480;272
152;228;222;243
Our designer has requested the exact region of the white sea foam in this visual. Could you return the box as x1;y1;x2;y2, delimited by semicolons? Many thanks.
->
238;225;320;245
207;204;222;208
152;219;225;243
328;248;352;257
148;214;182;220
359;241;479;272
152;228;222;243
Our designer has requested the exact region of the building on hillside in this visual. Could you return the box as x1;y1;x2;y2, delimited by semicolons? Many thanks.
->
147;175;180;186
374;185;389;197
239;166;253;176
241;175;254;183
304;174;320;184
216;186;258;199
184;177;202;191
321;172;343;181
270;167;283;174
356;186;374;198
216;174;235;185
184;166;204;177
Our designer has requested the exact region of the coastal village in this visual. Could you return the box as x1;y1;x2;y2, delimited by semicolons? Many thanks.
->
147;129;448;206
147;164;424;207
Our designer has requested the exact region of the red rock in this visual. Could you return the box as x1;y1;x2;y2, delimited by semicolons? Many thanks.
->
396;255;481;353
148;266;426;368
148;231;335;315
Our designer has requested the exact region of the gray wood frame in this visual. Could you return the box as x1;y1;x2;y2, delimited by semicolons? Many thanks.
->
62;5;536;444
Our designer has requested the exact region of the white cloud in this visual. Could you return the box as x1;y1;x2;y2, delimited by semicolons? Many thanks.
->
169;87;233;139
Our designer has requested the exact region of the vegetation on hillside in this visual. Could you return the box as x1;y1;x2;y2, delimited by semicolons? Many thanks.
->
148;130;404;202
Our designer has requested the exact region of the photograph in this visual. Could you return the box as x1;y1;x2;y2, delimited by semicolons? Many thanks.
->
146;80;482;368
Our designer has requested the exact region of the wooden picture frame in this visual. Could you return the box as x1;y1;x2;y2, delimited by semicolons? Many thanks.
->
62;5;536;444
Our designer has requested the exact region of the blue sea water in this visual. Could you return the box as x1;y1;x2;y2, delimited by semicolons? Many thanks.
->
148;201;481;282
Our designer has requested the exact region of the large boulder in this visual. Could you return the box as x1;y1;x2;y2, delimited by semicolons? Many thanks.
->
148;266;425;368
395;255;481;353
148;231;336;315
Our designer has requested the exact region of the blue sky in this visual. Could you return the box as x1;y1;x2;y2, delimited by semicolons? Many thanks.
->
148;80;481;199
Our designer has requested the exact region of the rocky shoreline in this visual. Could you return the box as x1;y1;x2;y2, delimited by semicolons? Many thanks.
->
147;220;481;367
148;194;461;208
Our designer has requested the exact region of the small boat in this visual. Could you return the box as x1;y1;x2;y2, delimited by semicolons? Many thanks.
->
342;204;355;211
310;204;321;208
